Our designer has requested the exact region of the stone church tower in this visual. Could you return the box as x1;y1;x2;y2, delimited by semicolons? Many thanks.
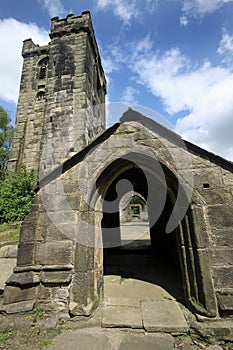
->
9;11;106;174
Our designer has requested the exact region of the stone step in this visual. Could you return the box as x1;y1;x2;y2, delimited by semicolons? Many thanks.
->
141;300;189;333
102;300;189;334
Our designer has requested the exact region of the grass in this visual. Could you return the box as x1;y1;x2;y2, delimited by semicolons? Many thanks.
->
0;326;63;349
0;222;20;243
31;310;46;327
0;328;16;343
38;328;63;348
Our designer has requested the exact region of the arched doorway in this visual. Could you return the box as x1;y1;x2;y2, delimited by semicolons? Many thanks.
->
94;153;217;317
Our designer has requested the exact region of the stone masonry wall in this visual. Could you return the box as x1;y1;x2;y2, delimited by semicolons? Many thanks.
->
8;39;49;171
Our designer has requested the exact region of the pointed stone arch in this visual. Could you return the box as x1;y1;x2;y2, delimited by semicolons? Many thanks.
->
89;152;217;317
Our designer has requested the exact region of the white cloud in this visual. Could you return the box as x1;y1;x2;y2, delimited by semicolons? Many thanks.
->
145;0;158;13
96;0;138;23
101;56;117;74
180;16;188;27
217;29;233;66
181;0;233;19
121;86;139;104
0;18;49;103
183;0;233;14
128;38;233;160
96;0;157;23
218;31;233;54
40;0;66;17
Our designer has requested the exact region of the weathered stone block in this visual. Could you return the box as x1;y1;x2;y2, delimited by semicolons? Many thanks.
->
58;223;77;241
36;300;68;313
41;271;72;284
3;300;35;314
94;266;104;298
210;249;233;266
3;285;37;304
190;153;211;169
19;221;36;243
217;292;233;312
213;267;233;289
51;194;73;212
222;170;233;186
199;188;231;205
74;212;95;246
46;224;66;241
74;244;94;273
71;271;94;306
37;212;52;227
49;210;76;226
6;271;40;286
20;220;45;243
214;229;233;247
54;286;70;301
36;241;73;265
38;284;53;300
207;205;233;229
193;167;223;189
17;243;35;266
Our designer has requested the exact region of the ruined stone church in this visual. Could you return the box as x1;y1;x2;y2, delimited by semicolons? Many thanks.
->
3;12;233;323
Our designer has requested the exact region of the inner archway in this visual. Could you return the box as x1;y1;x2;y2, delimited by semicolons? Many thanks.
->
119;192;150;248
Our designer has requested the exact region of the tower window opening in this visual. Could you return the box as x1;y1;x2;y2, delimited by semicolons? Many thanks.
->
203;183;210;189
39;66;47;79
38;57;48;80
36;91;45;101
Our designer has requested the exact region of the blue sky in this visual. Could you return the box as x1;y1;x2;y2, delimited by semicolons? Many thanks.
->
0;0;233;159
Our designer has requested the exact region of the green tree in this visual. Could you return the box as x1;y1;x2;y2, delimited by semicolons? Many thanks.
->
0;166;37;223
130;195;146;209
0;106;14;177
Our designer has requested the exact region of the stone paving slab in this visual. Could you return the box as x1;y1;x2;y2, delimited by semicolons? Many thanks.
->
142;300;189;333
105;297;141;307
48;327;176;350
119;333;175;350
120;278;175;300
104;275;121;284
0;258;16;291
48;329;113;350
102;306;143;329
0;244;17;258
104;279;165;301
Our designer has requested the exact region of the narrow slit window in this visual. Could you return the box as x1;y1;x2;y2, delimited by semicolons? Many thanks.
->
38;57;48;80
39;66;47;79
203;183;210;189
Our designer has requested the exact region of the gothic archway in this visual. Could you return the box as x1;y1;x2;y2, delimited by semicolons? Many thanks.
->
92;153;217;317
